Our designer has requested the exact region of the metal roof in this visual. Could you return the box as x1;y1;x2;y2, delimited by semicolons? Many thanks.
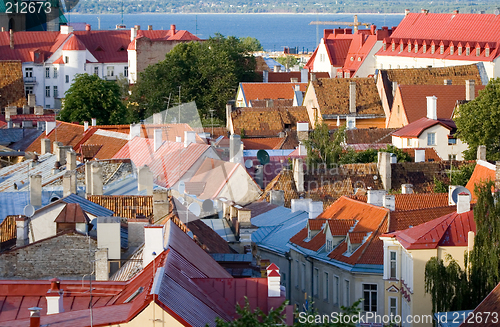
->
209;253;253;262
201;219;237;242
0;190;62;221
61;194;114;217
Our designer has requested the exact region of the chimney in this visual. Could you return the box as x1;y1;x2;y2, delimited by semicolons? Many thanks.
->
404;9;410;16
128;217;149;249
170;24;176;35
477;145;486;161
453;9;459;14
230;134;243;163
34;105;43;115
27;93;36;107
95;248;109;281
148;25;153;30
130;27;137;42
22;105;30;115
308;201;323;218
349;81;356;114
46;121;56;135
91;162;103;195
9;29;13;49
254;165;264;188
262;70;269;83
270;190;285;206
265;99;274;107
91;118;96;126
291;198;312;213
143;225;165;268
85;161;92;196
421;9;429;14
29;307;42;327
66;150;76;170
301;68;308;82
84;121;89;131
41;138;51;155
153;190;169;223
60;25;73;34
266;264;281;297
367;189;387;206
154;128;163;151
467;231;475;252
297;122;309;142
310;72;317;81
138;165;154;195
7;121;12;128
298;142;306;155
401;183;413;194
370;24;376;35
383;194;396;211
30;175;42;207
153;112;162;124
16;216;29;247
444;79;452;85
46;278;64;315
238;208;252;228
135;25;141;30
129;123;142;140
291;77;299;83
293;158;304;192
56;146;71;166
466;80;475;101
457;192;471;214
85;24;91;31
415;149;425;162
426;95;437;120
184;131;196;147
63;171;77;196
96;216;121;260
377;152;392;190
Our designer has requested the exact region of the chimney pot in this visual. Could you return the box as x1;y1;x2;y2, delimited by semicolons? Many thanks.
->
170;24;176;34
466;80;475;101
148;25;153;30
85;24;91;31
457;192;471;214
29;307;42;327
405;9;410;16
46;278;64;315
426;95;437;120
9;29;14;49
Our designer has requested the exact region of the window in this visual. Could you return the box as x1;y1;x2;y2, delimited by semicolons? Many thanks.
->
45;67;50;78
448;154;457;161
45;104;50;109
326;239;333;252
363;284;377;312
427;132;436;146
406;138;411;147
53;86;58;98
390;251;397;279
486;48;490;57
476;47;480;56
53;67;58;78
25;67;33;77
383;43;386;51
64;56;69;63
334;276;339;305
65;75;70;83
313;268;319;297
94;66;99;75
431;45;435;54
466;47;470;56
391;42;395;51
397;105;400;114
440;45;444;54
450;45;454;55
389;297;398;317
458;46;462;55
400;43;403;52
124;66;128;77
25;86;33;97
407;43;411;52
323;272;329;302
423;44;427;53
319;54;325;62
337;71;343;78
107;66;114;77
344;72;350;78
448;138;457;145
45;86;50;97
414;44;418;53
301;263;306;292
344;280;350;307
294;260;299;288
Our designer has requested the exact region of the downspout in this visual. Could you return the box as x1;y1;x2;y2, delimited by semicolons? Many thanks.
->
305;255;314;307
286;251;292;300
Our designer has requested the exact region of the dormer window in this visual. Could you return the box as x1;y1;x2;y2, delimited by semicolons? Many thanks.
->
431;44;435;54
408;43;411;52
400;42;403;52
423;44;427;53
440;44;444;54
466;46;470;56
450;45;454;55
486;47;490;57
414;43;418;53
383;43;387;51
392;42;395;51
458;46;462;55
326;239;333;252
476;47;481;56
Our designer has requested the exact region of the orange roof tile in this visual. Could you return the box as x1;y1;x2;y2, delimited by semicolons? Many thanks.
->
388;205;457;232
466;160;495;201
62;35;86;51
308;219;328;230
79;129;129;160
87;195;153;220
25;121;89;154
401;147;442;162
240;82;307;103
289;227;326;251
328;219;357;236
351;193;450;211
461;282;500;327
242;137;286;150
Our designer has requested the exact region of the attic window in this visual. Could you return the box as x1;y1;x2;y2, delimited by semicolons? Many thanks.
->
431;45;435;54
383;43;386;51
466;47;470;56
326;239;333;252
124;287;144;303
423;44;427;53
476;47;480;56
400;43;403;52
391;42;395;51
118;46;125;51
458;46;462;55
408;44;411;52
486;48;490;57
415;44;418;53
450;45;454;55
440;45;444;54
95;46;104;51
357;57;362;61
350;56;354;61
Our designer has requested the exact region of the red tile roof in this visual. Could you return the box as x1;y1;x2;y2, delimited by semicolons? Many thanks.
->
401;147;442;162
78;129;129;160
242;137;286;150
382;210;475;249
392;117;456;138
240;82;307;103
25;121;89;154
352;193;450;211
388;206;457;232
62;35;86;51
0;31;60;62
397;85;485;124
466;160;495;201
460;282;500;327
54;203;90;223
52;56;64;64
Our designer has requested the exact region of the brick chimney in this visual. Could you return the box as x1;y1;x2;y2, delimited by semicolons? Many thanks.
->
170;24;176;35
46;278;64;315
349;81;356;114
426;95;437;120
405;9;410;16
148;25;153;30
29;307;42;327
466;80;475;101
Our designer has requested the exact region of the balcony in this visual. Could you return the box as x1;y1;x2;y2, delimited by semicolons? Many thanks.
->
24;77;37;84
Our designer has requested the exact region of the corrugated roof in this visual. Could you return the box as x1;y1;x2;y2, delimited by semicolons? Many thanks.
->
392;117;456;138
62;194;114;217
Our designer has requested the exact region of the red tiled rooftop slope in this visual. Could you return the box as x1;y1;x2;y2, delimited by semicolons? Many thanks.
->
388;206;457;232
392;117;455;138
351;193;450;211
242;137;286;150
461;282;500;327
240;82;307;102
401;148;442;162
25;121;87;154
312;78;384;116
466;160;495;202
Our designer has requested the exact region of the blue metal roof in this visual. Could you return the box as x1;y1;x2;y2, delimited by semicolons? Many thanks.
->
262;57;285;71
0;129;25;145
243;149;294;157
62;194;114;217
0;190;63;221
252;207;309;255
209;253;253;262
103;175;164;196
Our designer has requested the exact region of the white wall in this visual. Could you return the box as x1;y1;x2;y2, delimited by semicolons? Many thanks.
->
312;40;336;77
355;41;384;77
29;203;65;242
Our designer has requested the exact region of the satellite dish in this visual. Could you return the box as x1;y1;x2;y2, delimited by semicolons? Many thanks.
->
177;197;185;205
257;149;270;165
202;199;214;212
178;181;186;194
451;186;471;204
495;8;500;15
24;205;35;217
244;159;254;169
188;202;201;216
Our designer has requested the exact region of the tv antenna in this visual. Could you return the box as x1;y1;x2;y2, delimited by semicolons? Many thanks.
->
309;15;371;32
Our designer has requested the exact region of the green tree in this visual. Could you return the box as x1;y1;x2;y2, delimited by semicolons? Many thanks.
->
275;55;300;69
59;73;127;125
213;297;288;327
129;34;259;123
240;36;263;52
305;124;345;169
378;145;412;163
455;78;500;160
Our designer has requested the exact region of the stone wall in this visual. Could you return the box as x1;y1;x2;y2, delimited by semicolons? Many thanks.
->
0;61;26;109
0;232;97;279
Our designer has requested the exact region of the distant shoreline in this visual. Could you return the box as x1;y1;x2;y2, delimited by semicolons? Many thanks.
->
67;12;405;16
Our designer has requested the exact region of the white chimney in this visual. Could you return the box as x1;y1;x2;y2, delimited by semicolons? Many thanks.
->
457;192;471;214
46;278;64;315
143;225;165;268
154;129;163;151
60;25;73;34
46;121;56;135
266;263;281;297
467;231;475;251
30;175;42;207
301;68;308;82
349;81;356;114
91;118;97;126
293;158;304;192
184;131;196;147
84;121;89;131
426;96;437;120
367;189;387;207
477;145;487;161
96;216;121;260
129;123;141;140
130;27;137;42
466;80;475;101
91;162;103;195
41;138;51;155
63;171;77;196
230;134;243;163
291;198;312;213
401;184;413;194
263;70;269;83
383;194;396;211
308;201;323;218
16;216;29;247
138;165;154;195
66;150;76;171
153;113;162;124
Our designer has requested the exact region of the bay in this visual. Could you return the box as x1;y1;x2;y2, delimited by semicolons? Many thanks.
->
67;13;404;52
